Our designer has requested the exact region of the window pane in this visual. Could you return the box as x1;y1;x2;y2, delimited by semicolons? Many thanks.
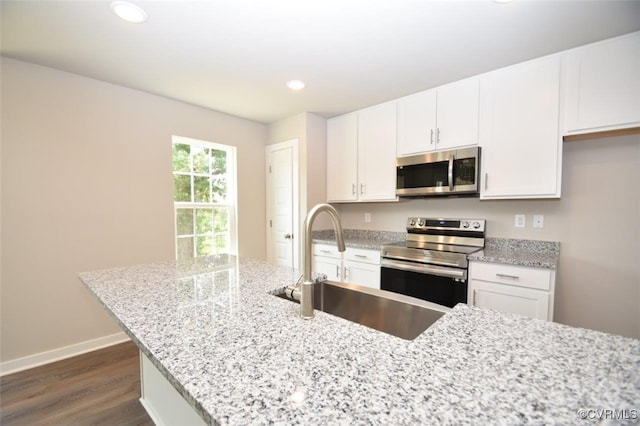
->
213;208;228;233
211;177;227;203
177;237;194;260
173;175;191;202
196;235;213;257
194;176;211;202
211;149;227;174
176;209;194;236
195;209;213;234
173;144;191;172
193;146;210;174
215;234;228;252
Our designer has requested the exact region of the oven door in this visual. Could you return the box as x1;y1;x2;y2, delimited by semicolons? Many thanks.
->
380;258;467;308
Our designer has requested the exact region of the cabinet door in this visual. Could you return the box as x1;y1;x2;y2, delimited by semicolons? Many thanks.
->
564;32;640;134
327;112;358;202
479;55;561;199
358;101;398;201
470;279;550;321
436;76;479;150
343;260;380;289
313;256;342;281
397;89;437;156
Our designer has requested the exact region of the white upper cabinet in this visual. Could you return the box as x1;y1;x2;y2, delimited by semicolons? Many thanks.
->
479;55;562;199
327;102;397;203
327;112;358;202
397;76;479;156
357;101;398;201
563;31;640;135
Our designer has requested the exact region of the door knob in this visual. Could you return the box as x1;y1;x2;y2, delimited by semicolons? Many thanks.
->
284;233;293;239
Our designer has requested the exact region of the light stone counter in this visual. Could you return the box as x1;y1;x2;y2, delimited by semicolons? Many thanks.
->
312;229;405;250
80;255;640;425
468;237;561;269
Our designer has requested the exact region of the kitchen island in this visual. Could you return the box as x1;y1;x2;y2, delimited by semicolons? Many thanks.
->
79;254;640;425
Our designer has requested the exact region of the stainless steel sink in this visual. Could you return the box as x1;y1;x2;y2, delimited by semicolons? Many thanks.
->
276;281;448;340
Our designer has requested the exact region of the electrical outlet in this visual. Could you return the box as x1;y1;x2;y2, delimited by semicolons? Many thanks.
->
533;215;544;228
364;213;371;223
514;214;526;228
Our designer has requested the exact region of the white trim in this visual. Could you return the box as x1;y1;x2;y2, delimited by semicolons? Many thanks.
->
0;332;129;376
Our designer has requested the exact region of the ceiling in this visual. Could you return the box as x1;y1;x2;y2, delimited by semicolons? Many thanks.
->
2;1;640;124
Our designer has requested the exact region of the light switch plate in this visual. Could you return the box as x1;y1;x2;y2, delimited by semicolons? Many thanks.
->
515;214;526;228
533;215;544;228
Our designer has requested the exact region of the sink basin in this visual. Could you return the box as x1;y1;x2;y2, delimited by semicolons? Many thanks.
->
275;281;448;340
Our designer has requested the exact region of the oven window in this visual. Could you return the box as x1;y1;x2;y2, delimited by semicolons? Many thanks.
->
381;267;467;308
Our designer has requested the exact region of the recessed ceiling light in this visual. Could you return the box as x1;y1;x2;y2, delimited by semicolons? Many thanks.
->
110;1;148;23
286;80;306;91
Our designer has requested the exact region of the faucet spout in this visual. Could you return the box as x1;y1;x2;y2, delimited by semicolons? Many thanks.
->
300;203;345;319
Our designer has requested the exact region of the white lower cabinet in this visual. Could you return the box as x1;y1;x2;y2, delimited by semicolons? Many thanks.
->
468;261;555;321
140;351;207;426
313;243;380;289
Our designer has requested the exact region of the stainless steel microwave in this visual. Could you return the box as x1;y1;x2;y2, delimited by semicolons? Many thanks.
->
396;146;480;197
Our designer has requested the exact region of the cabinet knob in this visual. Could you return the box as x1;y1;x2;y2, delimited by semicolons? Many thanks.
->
284;233;293;240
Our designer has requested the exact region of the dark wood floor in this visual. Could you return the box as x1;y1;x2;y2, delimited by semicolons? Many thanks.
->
0;341;154;426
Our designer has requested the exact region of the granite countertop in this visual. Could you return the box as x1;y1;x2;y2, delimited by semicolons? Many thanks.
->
468;237;561;269
312;229;405;250
80;255;640;425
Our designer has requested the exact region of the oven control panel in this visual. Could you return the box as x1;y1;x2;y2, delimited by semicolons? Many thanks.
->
407;217;486;233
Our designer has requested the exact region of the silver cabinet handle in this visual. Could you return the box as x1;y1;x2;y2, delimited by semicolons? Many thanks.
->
320;249;330;254
360;183;365;195
472;289;476;305
344;266;349;282
448;154;455;191
484;172;488;190
352;183;356;195
430;129;434;145
284;233;293;240
354;254;367;259
335;265;340;279
435;127;440;145
496;273;520;280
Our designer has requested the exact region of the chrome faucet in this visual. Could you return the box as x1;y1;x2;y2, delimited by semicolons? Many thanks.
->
300;203;345;319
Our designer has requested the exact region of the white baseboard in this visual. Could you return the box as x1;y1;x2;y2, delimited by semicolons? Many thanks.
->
0;332;130;376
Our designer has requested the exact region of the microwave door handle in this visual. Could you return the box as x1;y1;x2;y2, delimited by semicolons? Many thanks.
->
448;154;455;191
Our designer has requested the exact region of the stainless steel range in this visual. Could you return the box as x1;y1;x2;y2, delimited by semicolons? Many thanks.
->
380;218;486;308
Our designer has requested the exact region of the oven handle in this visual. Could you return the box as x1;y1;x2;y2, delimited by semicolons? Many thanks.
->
381;258;466;280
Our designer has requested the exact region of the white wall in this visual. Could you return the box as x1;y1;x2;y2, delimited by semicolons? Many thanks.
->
0;58;267;363
335;134;640;339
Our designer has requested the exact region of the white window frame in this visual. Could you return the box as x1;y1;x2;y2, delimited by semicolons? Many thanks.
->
172;135;238;259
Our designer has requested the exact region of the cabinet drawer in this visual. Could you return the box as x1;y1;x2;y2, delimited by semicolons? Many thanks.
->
470;261;552;291
343;247;381;265
313;243;342;259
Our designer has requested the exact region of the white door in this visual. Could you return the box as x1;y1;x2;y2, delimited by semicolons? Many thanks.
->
266;140;299;268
